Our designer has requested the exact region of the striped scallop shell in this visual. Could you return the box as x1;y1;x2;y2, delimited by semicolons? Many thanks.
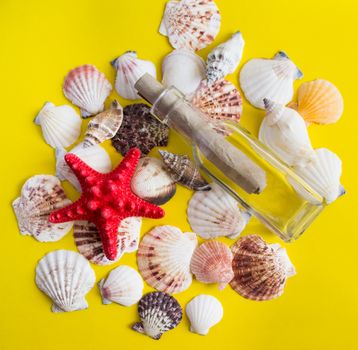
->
74;217;142;265
35;250;96;312
63;64;112;118
190;240;234;290
99;265;144;306
132;292;183;340
137;225;197;294
187;183;250;239
12;175;73;242
230;235;296;301
159;0;221;51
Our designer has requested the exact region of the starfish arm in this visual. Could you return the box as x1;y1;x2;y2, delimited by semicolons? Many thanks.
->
111;148;141;185
130;194;165;219
49;200;88;223
98;218;122;260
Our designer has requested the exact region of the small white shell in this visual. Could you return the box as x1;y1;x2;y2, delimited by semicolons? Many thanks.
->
56;143;112;192
186;295;223;335
34;102;81;148
99;265;144;306
239;51;303;109
35;250;96;312
162;49;206;95
187;183;250;239
111;51;156;100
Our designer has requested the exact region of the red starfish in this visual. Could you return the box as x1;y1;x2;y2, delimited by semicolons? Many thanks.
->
49;148;165;260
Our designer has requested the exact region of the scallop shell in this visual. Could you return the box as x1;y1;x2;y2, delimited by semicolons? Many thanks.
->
56;143;112;192
83;100;123;147
132;292;183;340
159;150;210;191
259;99;316;167
63;64;112;118
190;240;234;290
34;102;81;148
112;103;170;156
137;225;197;294
186;295;223;335
111;51;156;100
99;265;144;306
12;175;73;242
162;49;206;95
35;250;96;312
131;157;176;205
290;79;344;125
239;51;303;109
73;217;142;265
159;0;221;51
230;235;296;301
187;182;250;239
206;31;245;84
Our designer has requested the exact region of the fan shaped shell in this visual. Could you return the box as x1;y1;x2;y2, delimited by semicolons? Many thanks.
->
137;225;197;294
12;175;73;242
230;235;296;301
35;250;96;312
34;102;81;148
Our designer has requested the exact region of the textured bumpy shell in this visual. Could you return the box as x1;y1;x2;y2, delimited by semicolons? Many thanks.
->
206;31;245;84
112;103;170;156
159;150;210;191
55;143;112;192
159;0;221;52
99;265;144;306
186;294;223;335
74;217;142;265
190;240;234;289
230;235;296;301
35;250;96;312
131;157;176;205
132;292;183;340
259;99;316;167
63;64;112;117
12;175;73;242
137;225;197;294
239;51;303;109
162;49;206;95
34;102;81;148
187;183;250;239
111;51;157;100
291;79;344;125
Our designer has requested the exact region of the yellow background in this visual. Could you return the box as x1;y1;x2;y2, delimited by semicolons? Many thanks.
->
1;0;357;349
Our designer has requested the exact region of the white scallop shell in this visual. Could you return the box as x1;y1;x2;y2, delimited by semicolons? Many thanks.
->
259;99;316;167
56;143;112;192
111;51;156;100
187;183;250;239
35;250;96;312
98;265;144;306
34;102;81;148
162;49;206;95
12;175;73;242
186;295;223;335
239;51;303;109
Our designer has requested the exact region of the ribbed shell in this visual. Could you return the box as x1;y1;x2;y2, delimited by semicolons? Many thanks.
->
159;0;221;52
187;183;250;239
132;292;183;340
74;217;142;265
137;225;197;294
230;235;296;301
190;240;234;289
12;175;73;242
239;51;303;109
99;265;144;306
35;250;96;312
159;150;210;191
34;102;81;148
63;64;112;117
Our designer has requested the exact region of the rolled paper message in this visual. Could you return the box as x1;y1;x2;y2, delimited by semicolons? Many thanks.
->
135;74;266;194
